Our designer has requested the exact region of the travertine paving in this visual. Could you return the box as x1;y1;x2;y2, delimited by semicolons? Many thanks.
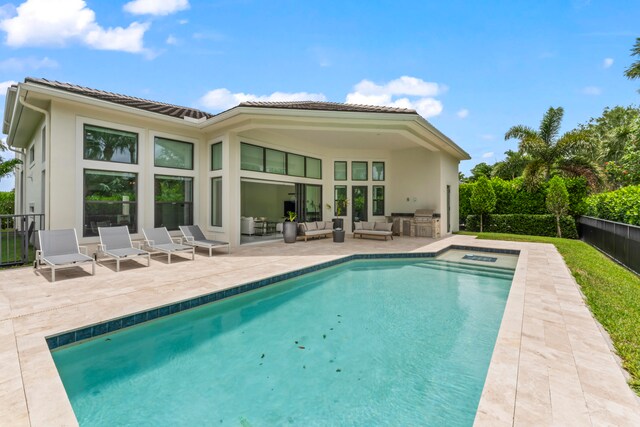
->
0;235;638;426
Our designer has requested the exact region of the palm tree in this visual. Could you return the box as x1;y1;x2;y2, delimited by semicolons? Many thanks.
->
504;107;600;188
624;37;640;83
491;150;529;180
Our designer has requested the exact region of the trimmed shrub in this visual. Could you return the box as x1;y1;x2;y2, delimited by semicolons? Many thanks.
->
459;183;474;223
470;176;496;232
466;214;578;239
546;176;570;237
586;185;640;226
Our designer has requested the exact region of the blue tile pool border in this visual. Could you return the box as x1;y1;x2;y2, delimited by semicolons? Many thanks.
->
46;245;519;350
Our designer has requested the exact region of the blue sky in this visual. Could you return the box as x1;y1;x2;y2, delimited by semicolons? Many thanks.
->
1;0;639;191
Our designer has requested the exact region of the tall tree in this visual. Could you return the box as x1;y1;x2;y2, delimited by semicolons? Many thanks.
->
491;150;529;180
624;37;640;88
546;176;570;238
504;106;600;189
469;162;493;181
470;175;496;232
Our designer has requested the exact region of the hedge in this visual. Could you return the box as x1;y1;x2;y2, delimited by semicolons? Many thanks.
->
460;177;587;223
586;185;640;226
465;214;578;239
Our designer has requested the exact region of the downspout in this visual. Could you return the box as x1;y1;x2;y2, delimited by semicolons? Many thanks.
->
6;144;25;215
18;94;51;229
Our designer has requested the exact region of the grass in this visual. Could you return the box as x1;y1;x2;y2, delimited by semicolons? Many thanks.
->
458;231;640;393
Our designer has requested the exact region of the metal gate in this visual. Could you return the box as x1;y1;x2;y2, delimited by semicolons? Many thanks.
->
0;214;45;267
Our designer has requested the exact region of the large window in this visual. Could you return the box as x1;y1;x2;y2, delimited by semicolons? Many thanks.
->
372;162;385;181
210;142;222;171
240;143;322;179
154;175;193;230
154;137;193;170
334;185;348;217
373;185;385;216
241;143;264;172
334;161;347;181
84;124;138;164
352;161;368;181
83;169;137;237
306;157;322;179
266;149;286;174
211;177;222;227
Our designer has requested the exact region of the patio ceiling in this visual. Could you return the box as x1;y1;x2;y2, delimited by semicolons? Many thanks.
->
238;127;421;151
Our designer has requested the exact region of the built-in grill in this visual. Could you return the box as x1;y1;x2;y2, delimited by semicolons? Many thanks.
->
390;209;440;238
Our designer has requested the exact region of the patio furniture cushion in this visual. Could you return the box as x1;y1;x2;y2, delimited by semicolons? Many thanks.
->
306;222;318;231
374;222;393;231
362;222;374;230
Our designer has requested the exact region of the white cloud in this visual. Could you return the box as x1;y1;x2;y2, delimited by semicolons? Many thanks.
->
582;86;602;95
482;152;494;158
345;76;446;118
456;108;469;118
166;35;178;45
0;80;17;95
0;56;58;71
199;88;327;111
480;134;495;141
124;0;189;16
603;57;614;68
178;19;188;25
0;0;150;54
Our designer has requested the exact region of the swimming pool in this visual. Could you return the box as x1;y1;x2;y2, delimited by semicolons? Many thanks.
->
51;255;514;426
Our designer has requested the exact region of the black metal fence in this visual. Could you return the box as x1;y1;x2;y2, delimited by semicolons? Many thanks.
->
0;214;45;267
578;216;640;275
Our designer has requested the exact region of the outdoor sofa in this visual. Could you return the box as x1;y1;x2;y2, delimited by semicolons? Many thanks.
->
353;221;394;240
297;221;334;242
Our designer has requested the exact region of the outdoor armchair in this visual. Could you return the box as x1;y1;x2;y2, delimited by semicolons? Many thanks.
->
35;229;95;282
142;227;195;264
98;226;150;272
179;225;230;256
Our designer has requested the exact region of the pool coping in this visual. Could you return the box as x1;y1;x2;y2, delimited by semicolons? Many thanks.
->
46;245;520;350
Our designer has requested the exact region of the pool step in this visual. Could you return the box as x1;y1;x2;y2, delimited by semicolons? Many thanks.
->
430;259;516;274
415;261;514;280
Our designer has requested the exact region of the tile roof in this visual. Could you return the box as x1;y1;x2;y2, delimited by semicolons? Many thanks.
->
23;78;418;120
24;77;214;120
238;100;417;114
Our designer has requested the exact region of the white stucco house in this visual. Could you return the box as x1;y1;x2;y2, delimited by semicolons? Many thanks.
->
2;77;469;247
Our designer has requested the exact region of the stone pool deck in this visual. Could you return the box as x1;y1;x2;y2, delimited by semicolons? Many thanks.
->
1;234;639;425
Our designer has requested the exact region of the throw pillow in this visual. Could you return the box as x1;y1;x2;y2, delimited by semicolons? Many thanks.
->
374;222;388;231
316;221;325;230
362;222;373;230
354;222;363;230
325;221;333;230
306;222;317;231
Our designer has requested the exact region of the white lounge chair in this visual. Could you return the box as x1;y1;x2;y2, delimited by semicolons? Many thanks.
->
142;227;194;264
179;225;230;256
35;229;95;282
98;226;150;272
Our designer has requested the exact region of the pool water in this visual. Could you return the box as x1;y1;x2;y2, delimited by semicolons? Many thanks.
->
52;258;513;426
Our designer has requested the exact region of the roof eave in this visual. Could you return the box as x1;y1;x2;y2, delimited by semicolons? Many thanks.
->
3;85;18;136
19;81;205;128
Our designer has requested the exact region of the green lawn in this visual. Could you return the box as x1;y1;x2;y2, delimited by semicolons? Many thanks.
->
458;231;640;393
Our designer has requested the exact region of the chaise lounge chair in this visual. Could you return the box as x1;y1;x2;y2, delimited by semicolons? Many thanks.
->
179;225;230;256
142;227;195;264
35;229;95;282
98;226;150;272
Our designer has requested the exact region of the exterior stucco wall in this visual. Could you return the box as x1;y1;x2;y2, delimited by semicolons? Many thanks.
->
13;95;465;248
